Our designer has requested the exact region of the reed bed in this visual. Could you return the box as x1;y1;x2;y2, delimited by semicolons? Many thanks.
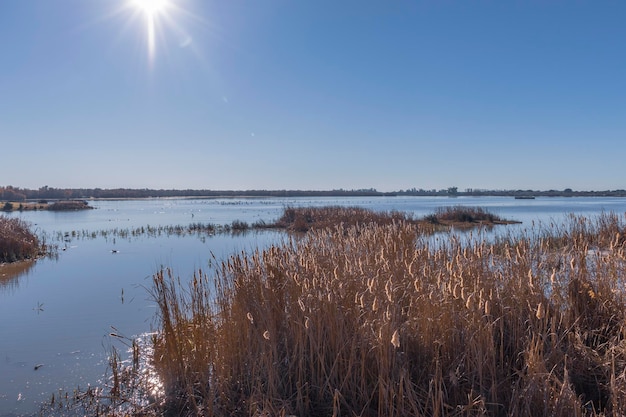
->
49;206;510;246
266;205;424;232
145;210;626;417
0;215;41;263
424;206;515;226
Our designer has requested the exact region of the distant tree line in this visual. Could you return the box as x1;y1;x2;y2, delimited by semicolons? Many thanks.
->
1;185;625;201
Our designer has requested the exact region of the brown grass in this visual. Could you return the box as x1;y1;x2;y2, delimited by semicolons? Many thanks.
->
0;215;41;263
265;205;424;232
424;205;518;226
267;205;517;233
145;211;626;417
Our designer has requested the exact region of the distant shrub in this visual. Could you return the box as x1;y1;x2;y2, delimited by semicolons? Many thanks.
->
0;216;41;263
230;220;249;231
48;200;92;211
432;205;503;223
2;202;13;212
423;213;440;224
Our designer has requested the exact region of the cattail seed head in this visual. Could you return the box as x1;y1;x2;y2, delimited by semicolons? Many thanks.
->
391;329;400;348
536;302;545;320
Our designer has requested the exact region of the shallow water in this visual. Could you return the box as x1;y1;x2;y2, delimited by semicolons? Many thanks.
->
1;196;626;415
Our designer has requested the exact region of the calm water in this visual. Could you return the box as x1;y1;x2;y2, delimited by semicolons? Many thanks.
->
1;196;626;416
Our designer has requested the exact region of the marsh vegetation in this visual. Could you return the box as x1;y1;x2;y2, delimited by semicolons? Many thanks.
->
0;215;42;263
44;207;626;417
49;205;517;246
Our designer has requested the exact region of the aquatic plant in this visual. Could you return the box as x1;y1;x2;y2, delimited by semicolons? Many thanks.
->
48;200;93;211
427;205;510;225
268;205;424;232
145;212;626;416
0;215;41;263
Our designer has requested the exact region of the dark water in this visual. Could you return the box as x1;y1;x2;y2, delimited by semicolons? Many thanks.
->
1;196;626;415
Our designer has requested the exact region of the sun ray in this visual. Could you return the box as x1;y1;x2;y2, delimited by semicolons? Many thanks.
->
80;0;212;70
128;0;172;63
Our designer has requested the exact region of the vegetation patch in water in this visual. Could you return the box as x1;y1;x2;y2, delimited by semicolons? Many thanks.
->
423;205;520;226
1;199;93;211
267;205;519;232
0;215;42;263
264;205;423;232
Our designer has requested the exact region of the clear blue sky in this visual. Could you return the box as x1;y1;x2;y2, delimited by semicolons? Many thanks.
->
1;0;624;192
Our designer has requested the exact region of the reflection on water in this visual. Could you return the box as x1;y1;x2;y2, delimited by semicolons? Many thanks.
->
0;260;36;292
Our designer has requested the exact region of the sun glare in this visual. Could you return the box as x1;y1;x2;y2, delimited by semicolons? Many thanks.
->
110;0;201;67
132;0;170;16
128;0;172;62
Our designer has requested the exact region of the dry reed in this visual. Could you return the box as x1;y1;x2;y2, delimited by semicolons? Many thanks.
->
147;209;626;416
0;215;41;263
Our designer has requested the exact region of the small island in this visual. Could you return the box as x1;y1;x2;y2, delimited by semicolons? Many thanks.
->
256;205;520;232
1;200;93;212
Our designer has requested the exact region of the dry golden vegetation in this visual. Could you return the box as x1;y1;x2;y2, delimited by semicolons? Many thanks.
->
42;207;626;417
0;215;41;263
140;210;626;417
263;205;518;233
264;206;424;232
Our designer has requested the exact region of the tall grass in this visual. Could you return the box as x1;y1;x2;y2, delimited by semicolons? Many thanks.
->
424;206;512;225
147;210;626;416
268;205;424;232
0;215;41;263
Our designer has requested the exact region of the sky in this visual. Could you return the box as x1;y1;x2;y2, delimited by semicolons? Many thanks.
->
1;0;625;192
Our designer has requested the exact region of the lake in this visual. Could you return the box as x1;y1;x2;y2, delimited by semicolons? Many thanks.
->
2;196;626;416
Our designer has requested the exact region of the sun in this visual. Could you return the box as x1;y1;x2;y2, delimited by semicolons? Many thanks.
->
127;0;173;62
108;0;200;66
131;0;170;16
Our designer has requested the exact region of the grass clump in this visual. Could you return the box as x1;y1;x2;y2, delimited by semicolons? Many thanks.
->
48;200;93;211
145;212;626;417
269;205;422;232
425;205;513;225
269;205;515;232
0;215;41;263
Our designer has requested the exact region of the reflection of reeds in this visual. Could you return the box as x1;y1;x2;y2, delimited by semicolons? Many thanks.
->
0;259;36;290
148;212;626;416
